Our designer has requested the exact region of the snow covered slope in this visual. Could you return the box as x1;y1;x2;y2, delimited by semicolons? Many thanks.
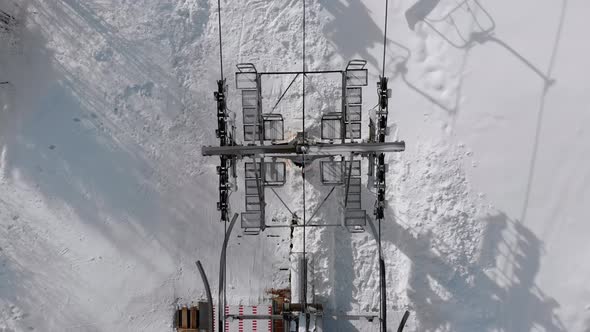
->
1;0;589;331
360;0;589;330
0;1;288;330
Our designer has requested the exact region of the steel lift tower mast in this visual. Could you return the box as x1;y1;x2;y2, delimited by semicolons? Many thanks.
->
196;0;412;331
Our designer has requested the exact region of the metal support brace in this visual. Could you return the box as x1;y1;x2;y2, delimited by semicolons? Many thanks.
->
218;213;239;332
341;71;347;143
398;310;411;332
344;155;354;207
196;261;214;332
253;158;266;231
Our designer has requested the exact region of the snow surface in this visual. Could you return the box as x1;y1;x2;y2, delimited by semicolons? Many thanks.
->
1;0;589;331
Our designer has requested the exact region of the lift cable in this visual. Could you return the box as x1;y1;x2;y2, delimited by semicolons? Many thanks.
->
301;0;308;316
379;1;390;331
217;0;224;81
381;0;389;78
215;2;227;331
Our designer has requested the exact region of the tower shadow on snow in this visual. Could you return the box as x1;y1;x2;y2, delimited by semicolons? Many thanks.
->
322;229;358;331
293;160;363;331
378;206;566;332
519;0;568;227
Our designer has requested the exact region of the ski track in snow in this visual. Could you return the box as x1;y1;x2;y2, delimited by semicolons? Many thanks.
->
1;0;589;331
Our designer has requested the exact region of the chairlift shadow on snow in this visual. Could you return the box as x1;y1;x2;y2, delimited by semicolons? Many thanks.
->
378;206;566;332
318;0;384;70
385;39;461;114
405;0;554;86
318;0;464;114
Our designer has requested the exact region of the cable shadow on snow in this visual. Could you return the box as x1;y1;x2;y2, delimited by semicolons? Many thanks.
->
519;0;568;227
43;0;217;173
32;0;201;120
380;207;566;332
30;0;219;241
40;0;204;99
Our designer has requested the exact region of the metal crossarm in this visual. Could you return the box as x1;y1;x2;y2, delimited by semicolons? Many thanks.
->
202;141;405;158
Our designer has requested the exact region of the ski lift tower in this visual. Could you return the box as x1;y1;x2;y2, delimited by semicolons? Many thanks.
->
203;60;405;233
197;0;413;330
201;58;406;331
